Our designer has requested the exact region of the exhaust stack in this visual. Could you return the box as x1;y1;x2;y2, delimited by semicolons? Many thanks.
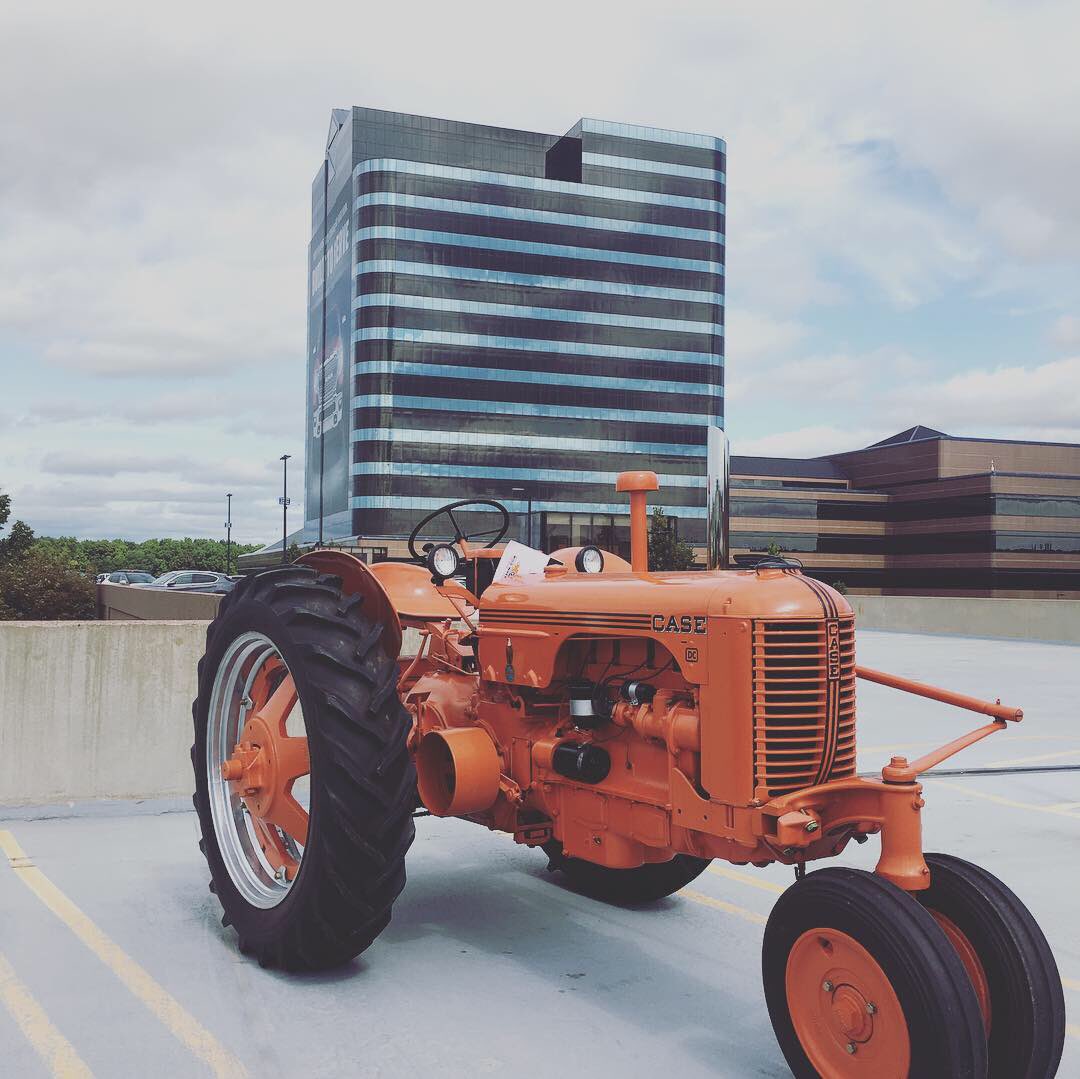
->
706;426;730;570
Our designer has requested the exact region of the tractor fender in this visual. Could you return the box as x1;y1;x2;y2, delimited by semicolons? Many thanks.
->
295;549;403;660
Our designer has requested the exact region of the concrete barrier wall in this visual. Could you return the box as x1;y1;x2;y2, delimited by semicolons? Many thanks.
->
0;620;425;807
0;621;206;807
848;595;1080;643
98;582;223;620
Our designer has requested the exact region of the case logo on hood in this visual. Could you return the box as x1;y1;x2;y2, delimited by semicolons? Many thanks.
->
652;614;707;635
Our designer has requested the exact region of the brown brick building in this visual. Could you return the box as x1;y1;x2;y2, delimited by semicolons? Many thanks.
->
731;426;1080;598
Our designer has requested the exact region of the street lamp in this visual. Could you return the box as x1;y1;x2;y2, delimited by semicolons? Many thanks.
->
279;455;291;564
225;493;233;575
511;485;533;547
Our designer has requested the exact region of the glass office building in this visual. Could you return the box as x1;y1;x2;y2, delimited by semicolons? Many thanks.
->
304;107;725;556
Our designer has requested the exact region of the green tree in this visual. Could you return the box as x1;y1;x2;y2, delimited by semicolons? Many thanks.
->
0;547;96;621
648;507;698;571
0;519;35;562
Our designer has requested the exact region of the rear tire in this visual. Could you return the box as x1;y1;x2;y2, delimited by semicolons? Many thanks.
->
543;841;709;904
763;867;987;1078
192;566;415;971
918;853;1066;1079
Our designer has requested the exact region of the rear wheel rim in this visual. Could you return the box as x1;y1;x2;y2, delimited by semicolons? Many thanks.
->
206;631;310;909
785;928;911;1076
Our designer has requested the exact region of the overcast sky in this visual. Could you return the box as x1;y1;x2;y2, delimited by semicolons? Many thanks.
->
2;1;1078;544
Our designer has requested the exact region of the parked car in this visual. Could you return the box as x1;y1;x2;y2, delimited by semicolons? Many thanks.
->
133;570;236;593
97;570;156;585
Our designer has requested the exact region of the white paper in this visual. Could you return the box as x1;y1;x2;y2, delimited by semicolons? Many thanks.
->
492;540;550;583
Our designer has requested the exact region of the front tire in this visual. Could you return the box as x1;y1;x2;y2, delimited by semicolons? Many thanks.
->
763;867;987;1078
918;853;1066;1079
192;566;415;970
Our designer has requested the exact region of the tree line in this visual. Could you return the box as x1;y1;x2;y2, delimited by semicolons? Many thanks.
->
0;488;261;620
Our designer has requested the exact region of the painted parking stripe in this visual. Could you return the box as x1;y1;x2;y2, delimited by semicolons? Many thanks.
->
923;779;1080;819
0;952;94;1078
0;830;246;1079
708;864;785;896
678;888;767;925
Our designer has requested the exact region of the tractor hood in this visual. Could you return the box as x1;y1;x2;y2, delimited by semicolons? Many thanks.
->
481;567;851;625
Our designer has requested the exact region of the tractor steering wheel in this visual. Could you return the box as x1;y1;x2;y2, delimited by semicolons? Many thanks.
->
407;499;511;562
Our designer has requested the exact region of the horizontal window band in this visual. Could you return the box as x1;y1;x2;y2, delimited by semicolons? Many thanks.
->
355;304;719;354
355;172;724;234
352;394;719;427
582;131;725;172
356;206;723;263
356;238;724;293
353;408;709;449
355;272;720;324
353;293;719;335
352;438;708;477
350;495;707;519
579;119;726;153
355;192;724;243
356;345;725;388
352;326;722;363
350;461;704;487
354;380;717;419
583;152;726;184
351;157;725;212
354;260;722;306
351;426;707;457
353;227;723;274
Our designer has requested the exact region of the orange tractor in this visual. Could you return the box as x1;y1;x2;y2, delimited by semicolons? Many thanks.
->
192;434;1065;1078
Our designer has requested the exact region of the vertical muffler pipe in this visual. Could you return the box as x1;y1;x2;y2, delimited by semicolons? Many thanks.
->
706;426;729;570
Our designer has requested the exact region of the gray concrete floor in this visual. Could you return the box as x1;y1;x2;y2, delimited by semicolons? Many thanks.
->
1;630;1077;1078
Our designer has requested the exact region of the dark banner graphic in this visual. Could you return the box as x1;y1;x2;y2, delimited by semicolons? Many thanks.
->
305;182;352;537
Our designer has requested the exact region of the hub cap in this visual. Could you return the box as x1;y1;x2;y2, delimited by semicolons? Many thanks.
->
786;928;911;1076
207;632;310;908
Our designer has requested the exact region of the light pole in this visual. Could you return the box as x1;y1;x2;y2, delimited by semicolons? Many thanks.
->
511;485;533;547
279;455;291;564
225;493;233;575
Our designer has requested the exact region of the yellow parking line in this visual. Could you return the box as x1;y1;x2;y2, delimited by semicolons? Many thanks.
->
1062;976;1080;993
0;952;94;1078
0;830;246;1079
923;780;1080;820
1069;1023;1080;1042
708;864;785;895
680;887;767;925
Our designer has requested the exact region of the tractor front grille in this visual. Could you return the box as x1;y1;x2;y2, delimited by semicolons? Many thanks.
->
752;618;856;798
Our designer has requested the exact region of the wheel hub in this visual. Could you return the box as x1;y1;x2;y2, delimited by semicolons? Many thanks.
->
786;929;910;1075
829;984;874;1043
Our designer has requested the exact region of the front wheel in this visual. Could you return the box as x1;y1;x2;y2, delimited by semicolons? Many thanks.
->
763;867;987;1078
192;565;416;970
917;853;1065;1079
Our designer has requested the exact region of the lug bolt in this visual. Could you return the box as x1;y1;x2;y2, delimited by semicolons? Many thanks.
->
804;820;820;833
846;1043;857;1055
866;1002;877;1015
274;865;288;883
822;980;834;992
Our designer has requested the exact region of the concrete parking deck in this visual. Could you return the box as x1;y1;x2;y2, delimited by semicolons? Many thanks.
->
2;630;1078;1078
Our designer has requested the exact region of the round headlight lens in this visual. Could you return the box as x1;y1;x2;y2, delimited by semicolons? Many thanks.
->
576;546;604;574
430;543;460;579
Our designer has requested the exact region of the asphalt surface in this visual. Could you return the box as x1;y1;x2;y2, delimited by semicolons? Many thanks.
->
1;629;1077;1078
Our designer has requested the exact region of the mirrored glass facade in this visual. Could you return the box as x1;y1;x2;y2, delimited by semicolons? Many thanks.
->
304;108;725;546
